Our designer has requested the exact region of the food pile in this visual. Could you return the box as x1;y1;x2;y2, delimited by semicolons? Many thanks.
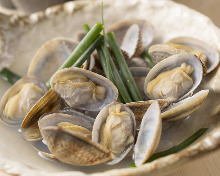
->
0;19;219;167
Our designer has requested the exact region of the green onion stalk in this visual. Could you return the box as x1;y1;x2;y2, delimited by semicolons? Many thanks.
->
142;50;155;68
106;32;143;102
83;24;132;103
0;68;21;84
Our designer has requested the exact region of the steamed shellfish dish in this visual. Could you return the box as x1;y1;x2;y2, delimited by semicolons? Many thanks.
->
0;0;220;175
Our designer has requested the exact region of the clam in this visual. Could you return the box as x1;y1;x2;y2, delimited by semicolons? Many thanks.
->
20;89;62;130
0;76;47;126
148;44;208;75
126;99;170;120
134;101;162;166
168;37;220;73
28;37;96;83
28;38;78;83
107;19;154;58
39;109;114;166
148;44;187;64
161;89;209;121
50;67;118;111
144;53;203;102
92;102;136;165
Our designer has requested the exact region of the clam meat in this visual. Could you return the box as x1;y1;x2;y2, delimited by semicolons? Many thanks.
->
50;67;118;111
147;63;194;101
0;76;47;126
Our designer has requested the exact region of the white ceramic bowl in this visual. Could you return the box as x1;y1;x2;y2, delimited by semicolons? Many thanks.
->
0;0;220;175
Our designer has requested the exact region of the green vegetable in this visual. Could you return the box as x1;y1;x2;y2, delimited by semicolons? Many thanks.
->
129;128;208;167
106;32;143;102
83;24;131;103
72;35;104;68
97;43;132;103
142;50;155;68
0;68;21;84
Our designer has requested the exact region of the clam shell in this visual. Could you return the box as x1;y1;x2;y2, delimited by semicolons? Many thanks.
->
148;44;186;64
126;99;170;120
0;76;48;126
38;109;95;133
107;19;154;50
134;101;162;166
92;102;136;165
41;126;114;166
162;89;209;121
168;37;220;74
50;67;118;111
20;89;61;129
144;53;204;101
120;24;143;58
39;109;114;166
28;37;78;83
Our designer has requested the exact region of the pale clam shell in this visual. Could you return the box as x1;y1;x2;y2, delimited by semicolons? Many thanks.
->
41;126;114;166
148;44;187;64
144;53;204;101
126;99;170;120
134;101;162;166
107;19;154;50
38;109;114;166
0;76;47;126
162;89;209;121
92;102;136;165
38;109;95;133
168;37;220;73
50;67;118;111
28;37;78;83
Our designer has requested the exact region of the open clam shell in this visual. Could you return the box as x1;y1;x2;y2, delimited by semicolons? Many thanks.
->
0;76;47;126
126;99;170;120
20;89;62;130
134;101;162;166
162;89;209;121
38;109;114;166
168;37;220;74
107;19;154;50
28;37;78;83
41;126;114;166
50;67;118;111
144;53;204;101
148;44;187;64
38;109;95;133
92;102;136;165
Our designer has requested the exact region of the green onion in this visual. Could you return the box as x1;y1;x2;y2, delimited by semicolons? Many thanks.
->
46;23;104;88
106;32;143;102
72;35;104;68
83;24;91;33
97;43;132;103
58;23;103;70
142;50;155;68
83;24;131;103
0;68;21;84
129;128;208;167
